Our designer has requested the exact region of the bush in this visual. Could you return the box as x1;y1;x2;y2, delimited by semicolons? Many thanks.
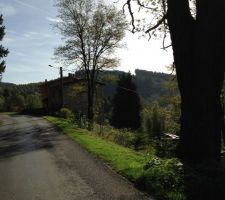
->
132;130;148;150
152;139;177;158
139;158;185;200
59;107;74;119
142;103;166;140
113;129;135;147
78;115;88;129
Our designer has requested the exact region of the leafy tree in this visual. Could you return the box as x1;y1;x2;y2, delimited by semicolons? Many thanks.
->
0;14;9;81
143;104;165;140
111;72;141;130
160;77;181;134
8;94;25;111
124;0;225;162
25;94;42;110
54;0;127;129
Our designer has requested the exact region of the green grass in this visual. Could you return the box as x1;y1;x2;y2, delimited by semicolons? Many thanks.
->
45;116;147;180
0;112;18;115
45;116;185;200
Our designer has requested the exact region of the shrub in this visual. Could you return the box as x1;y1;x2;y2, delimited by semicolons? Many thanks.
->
139;158;185;200
59;107;74;119
79;115;88;129
152;139;177;158
113;129;135;147
142;103;166;140
132;130;148;150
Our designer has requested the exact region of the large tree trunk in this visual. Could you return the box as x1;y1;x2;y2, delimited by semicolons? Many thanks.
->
167;0;225;162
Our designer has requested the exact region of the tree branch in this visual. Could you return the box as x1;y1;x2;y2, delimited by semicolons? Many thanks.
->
136;0;155;10
145;13;167;33
123;0;135;33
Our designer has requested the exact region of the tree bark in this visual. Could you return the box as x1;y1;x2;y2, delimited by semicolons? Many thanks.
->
167;0;225;162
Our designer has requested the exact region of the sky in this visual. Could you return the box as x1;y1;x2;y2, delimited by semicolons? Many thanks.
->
0;0;173;84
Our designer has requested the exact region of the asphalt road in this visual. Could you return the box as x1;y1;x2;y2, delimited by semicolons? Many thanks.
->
0;114;151;200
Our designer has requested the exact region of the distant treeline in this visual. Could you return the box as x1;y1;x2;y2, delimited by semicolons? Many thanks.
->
78;69;176;103
0;69;176;112
0;82;42;112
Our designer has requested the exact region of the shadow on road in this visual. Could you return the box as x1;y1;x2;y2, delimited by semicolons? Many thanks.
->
0;116;62;160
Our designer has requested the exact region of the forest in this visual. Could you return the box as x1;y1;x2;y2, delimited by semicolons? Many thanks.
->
0;82;42;112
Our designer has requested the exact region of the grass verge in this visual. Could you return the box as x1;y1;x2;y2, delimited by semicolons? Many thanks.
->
0;112;18;115
45;116;185;200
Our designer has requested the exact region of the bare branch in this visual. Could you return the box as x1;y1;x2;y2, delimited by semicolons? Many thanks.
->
136;0;155;10
161;44;172;50
123;0;135;33
145;13;167;33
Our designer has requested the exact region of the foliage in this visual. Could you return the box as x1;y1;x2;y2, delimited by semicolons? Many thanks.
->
59;107;74;119
0;14;9;81
46;116;186;199
141;158;185;200
132;130;148;150
93;123;132;145
8;94;25;112
111;72;141;130
151;139;177;158
0;82;42;112
54;0;127;127
123;0;225;162
25;94;42;110
0;95;4;111
45;116;146;180
134;69;172;102
160;78;181;134
0;86;42;112
112;129;135;147
100;69;174;103
143;103;166;140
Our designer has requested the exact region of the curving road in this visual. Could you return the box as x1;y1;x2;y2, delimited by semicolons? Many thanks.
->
0;114;151;200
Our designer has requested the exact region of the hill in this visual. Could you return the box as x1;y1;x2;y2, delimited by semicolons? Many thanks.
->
100;69;174;102
0;82;41;96
0;69;175;103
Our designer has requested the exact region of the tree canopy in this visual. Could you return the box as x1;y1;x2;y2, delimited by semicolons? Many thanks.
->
0;14;9;81
54;0;127;128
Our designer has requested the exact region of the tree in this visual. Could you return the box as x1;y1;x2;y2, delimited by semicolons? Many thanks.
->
0;14;9;81
124;0;225;162
111;72;141;130
9;94;25;112
143;103;165;140
0;96;5;111
25;94;42;111
54;0;127;129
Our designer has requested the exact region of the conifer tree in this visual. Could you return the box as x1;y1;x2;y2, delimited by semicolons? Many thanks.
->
111;72;141;130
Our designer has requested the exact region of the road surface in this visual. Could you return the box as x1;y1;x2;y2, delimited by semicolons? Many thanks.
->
0;114;151;200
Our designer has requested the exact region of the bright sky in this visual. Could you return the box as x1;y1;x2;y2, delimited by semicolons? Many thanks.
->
0;0;173;84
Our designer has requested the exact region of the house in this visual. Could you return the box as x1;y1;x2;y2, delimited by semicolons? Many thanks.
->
40;74;104;115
